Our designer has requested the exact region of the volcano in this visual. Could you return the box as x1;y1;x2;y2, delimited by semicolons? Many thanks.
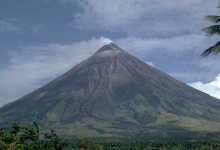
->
1;43;220;138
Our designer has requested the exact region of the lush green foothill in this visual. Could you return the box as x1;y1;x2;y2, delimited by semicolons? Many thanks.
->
2;120;220;150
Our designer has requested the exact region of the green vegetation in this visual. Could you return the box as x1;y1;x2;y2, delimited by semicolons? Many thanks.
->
75;138;103;150
67;140;220;150
99;140;220;150
2;120;220;150
0;120;69;150
201;2;220;57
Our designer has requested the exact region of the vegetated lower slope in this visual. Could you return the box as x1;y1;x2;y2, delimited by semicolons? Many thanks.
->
1;43;220;138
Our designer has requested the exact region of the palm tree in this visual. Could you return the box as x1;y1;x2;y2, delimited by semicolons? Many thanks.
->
201;4;220;57
20;119;42;147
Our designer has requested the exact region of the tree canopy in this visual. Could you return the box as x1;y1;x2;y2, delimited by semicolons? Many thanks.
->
201;3;220;57
0;120;69;150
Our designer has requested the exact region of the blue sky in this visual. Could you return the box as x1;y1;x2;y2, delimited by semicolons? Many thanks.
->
1;0;220;106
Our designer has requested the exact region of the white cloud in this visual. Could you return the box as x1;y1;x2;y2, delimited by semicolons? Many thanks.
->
94;50;120;57
0;36;112;107
195;55;220;72
169;52;220;83
170;71;219;83
70;0;218;37
116;34;208;55
188;74;220;99
0;18;21;32
145;62;154;67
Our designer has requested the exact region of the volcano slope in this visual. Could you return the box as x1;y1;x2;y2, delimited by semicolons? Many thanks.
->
1;43;220;139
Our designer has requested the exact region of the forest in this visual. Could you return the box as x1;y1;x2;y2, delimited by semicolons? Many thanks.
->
1;120;220;150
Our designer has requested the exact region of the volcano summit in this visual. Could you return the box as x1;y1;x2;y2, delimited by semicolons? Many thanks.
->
1;43;220;138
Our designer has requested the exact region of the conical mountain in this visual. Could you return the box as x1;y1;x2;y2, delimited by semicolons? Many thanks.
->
1;43;220;138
